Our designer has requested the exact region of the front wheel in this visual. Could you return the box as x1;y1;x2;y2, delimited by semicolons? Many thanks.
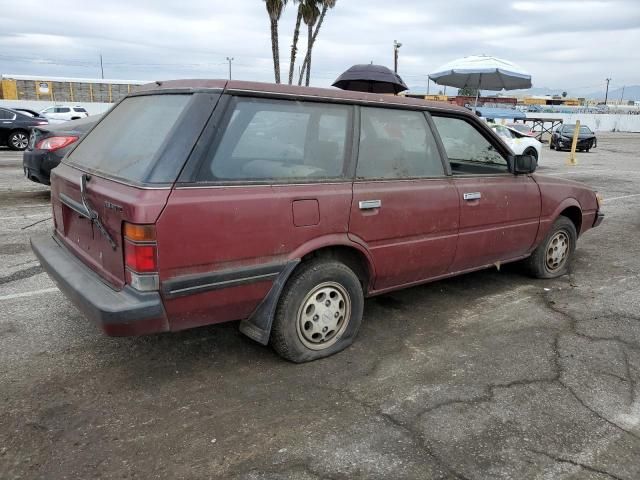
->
526;216;577;279
523;147;538;161
8;130;29;151
271;259;364;362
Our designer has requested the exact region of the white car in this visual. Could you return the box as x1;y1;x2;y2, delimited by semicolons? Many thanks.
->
489;123;542;162
40;105;90;122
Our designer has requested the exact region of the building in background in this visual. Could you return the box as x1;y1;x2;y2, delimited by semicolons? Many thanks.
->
0;74;146;103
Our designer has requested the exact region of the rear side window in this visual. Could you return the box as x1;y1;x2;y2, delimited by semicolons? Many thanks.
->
73;107;87;113
200;98;351;182
55;107;71;113
0;109;15;120
67;94;191;183
357;107;444;179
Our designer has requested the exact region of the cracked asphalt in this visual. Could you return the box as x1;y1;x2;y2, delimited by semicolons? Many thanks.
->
1;133;640;479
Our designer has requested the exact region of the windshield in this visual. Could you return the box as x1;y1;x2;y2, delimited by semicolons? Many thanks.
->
563;125;592;135
66;94;191;183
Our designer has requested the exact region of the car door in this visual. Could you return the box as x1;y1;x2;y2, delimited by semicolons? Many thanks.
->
348;107;459;291
431;115;541;272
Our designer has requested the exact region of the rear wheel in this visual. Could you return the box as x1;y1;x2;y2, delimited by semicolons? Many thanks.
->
271;259;364;362
8;130;29;151
526;216;577;279
550;139;555;150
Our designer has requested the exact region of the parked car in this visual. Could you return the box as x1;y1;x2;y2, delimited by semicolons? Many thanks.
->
550;124;597;152
40;105;90;121
489;123;542;161
23;115;100;185
31;80;604;363
0;107;49;150
506;123;537;137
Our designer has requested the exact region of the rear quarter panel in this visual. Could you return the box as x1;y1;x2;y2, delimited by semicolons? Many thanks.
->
532;174;598;244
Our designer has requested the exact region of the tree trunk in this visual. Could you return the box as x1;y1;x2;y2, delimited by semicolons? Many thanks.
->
270;18;281;83
288;6;303;85
305;24;313;86
298;4;328;86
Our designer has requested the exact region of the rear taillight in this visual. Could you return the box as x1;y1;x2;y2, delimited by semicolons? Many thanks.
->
36;136;78;151
123;222;159;291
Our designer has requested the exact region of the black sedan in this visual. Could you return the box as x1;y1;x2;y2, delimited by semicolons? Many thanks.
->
23;115;99;185
550;124;598;152
0;107;49;150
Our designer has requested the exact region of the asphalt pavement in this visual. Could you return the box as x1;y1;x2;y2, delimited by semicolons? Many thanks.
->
1;135;639;479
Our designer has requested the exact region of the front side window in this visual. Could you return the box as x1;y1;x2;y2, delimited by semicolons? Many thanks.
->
203;98;351;181
357;107;444;179
432;116;508;174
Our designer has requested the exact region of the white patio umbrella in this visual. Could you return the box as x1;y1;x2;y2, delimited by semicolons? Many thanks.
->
429;55;532;112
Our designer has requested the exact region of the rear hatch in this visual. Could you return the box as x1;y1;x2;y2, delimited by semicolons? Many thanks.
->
50;90;221;290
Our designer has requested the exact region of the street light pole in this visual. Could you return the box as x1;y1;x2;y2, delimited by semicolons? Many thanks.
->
226;57;234;80
604;77;612;105
393;40;402;74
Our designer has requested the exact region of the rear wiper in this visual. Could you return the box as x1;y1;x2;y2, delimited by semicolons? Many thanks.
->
80;173;117;250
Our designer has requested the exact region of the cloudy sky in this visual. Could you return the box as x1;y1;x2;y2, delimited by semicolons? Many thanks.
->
1;0;638;94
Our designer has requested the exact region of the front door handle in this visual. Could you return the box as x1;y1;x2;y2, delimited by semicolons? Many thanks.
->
463;192;481;201
359;199;382;210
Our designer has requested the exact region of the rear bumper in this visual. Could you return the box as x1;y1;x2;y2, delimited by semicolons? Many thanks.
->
23;150;59;185
31;234;169;336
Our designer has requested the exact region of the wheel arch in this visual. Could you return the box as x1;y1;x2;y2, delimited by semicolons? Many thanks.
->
239;237;376;346
558;204;582;236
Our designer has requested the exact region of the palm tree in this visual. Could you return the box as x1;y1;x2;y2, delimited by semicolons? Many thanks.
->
298;0;336;86
264;0;288;83
298;0;320;86
287;1;303;84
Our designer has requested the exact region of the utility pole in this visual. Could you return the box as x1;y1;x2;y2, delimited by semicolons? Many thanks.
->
393;40;402;74
226;57;234;80
620;85;626;105
604;77;611;104
99;53;104;79
426;77;430;96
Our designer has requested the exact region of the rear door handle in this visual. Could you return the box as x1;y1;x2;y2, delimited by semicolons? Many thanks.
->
359;199;382;210
463;192;481;201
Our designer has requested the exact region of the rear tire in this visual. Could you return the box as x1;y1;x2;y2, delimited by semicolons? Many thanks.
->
526;216;577;279
271;259;364;363
8;130;29;151
550;140;555;150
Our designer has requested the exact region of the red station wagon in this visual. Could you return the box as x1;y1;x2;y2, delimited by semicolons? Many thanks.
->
32;80;604;362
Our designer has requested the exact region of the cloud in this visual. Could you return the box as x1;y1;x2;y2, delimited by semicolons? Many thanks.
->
0;0;638;92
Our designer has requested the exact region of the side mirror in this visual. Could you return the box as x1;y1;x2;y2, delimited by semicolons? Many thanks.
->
512;154;537;174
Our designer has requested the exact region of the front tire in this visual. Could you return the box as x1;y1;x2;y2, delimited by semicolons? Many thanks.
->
8;130;29;151
271;259;364;363
523;147;538;161
526;216;577;279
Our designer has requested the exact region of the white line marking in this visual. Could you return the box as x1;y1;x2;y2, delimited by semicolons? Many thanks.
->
0;213;50;220
604;193;640;202
0;287;58;301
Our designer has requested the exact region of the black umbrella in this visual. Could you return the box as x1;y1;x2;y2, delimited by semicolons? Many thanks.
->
332;64;408;94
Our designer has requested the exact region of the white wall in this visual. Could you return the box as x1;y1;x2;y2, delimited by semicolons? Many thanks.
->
528;112;640;133
0;99;112;116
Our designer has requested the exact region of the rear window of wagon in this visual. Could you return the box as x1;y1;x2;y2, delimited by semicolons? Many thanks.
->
66;94;192;183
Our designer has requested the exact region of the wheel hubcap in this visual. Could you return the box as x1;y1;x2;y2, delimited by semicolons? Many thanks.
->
12;133;28;149
296;282;351;350
546;231;570;271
